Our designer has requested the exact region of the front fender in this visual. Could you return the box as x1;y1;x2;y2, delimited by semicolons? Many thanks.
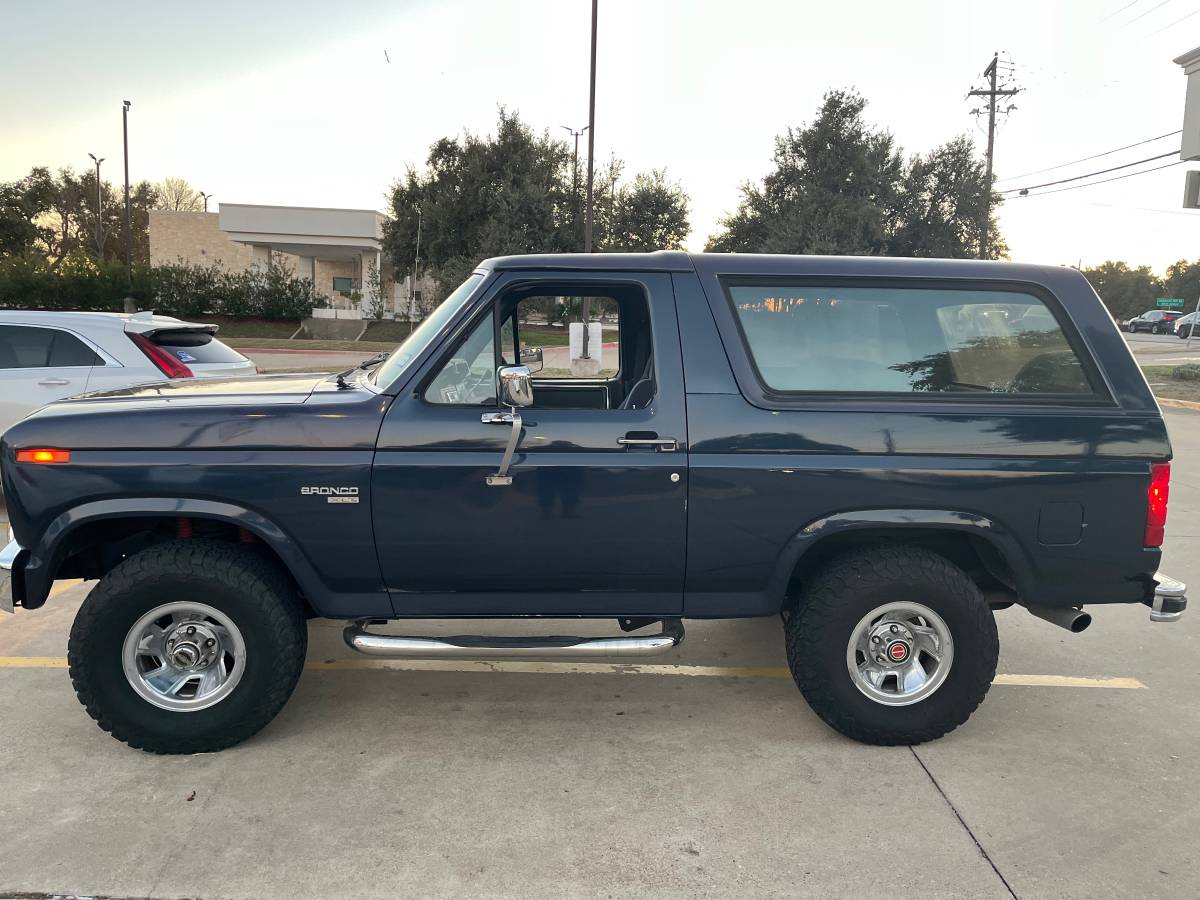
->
18;497;389;618
766;508;1035;604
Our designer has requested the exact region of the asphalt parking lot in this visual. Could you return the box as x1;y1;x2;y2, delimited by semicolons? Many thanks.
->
1;410;1199;899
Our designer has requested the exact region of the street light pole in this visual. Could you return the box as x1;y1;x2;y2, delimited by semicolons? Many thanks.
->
87;153;105;258
408;208;422;324
121;100;134;311
560;125;588;247
198;191;212;212
581;0;598;359
584;0;597;254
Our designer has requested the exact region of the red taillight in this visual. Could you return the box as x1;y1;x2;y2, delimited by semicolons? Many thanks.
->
1145;462;1171;547
127;332;193;378
16;448;70;464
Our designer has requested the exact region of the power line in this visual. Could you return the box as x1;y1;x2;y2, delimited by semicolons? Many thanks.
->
1013;160;1184;197
1102;0;1141;20
1127;0;1172;22
1000;150;1179;193
1149;6;1200;33
996;130;1180;182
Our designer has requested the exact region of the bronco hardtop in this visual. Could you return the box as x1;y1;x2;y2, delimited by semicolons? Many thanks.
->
1;251;1185;753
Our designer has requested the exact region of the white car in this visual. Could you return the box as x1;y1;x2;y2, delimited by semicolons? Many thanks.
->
0;310;258;438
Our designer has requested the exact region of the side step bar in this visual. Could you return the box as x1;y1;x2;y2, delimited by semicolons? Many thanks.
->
344;618;685;659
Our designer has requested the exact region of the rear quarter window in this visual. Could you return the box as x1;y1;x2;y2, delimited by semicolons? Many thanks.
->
147;330;247;365
724;283;1095;397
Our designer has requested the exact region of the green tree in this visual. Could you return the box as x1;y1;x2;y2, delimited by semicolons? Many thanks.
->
0;168;56;256
384;109;692;303
385;108;576;298
1164;259;1200;308
0;166;158;268
607;170;690;252
706;91;1003;259
707;90;902;255
1080;261;1163;321
889;136;1002;258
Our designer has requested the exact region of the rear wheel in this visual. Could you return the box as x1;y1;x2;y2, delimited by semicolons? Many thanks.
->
68;541;307;754
785;546;998;745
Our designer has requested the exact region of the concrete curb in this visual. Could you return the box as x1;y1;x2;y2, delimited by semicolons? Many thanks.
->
1157;397;1200;412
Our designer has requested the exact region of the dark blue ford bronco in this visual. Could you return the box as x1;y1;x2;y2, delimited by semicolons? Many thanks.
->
0;252;1186;753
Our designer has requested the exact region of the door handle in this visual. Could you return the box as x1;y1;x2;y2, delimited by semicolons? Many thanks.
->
618;434;677;452
38;377;70;386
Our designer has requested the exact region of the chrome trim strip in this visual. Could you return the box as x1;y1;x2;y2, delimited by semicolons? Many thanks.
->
344;619;685;659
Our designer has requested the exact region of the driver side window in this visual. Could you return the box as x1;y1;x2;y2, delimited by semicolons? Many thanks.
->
424;313;497;405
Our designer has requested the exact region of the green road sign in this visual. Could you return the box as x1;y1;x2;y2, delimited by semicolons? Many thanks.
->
1157;298;1186;308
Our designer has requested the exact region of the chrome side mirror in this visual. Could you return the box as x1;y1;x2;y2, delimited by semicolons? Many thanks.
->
519;346;544;374
498;365;533;408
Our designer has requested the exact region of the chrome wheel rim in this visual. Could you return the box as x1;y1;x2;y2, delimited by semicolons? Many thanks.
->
845;601;953;707
122;602;246;712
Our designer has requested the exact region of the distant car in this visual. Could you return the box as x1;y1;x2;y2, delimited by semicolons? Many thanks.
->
0;311;257;439
1126;309;1182;334
1174;311;1200;338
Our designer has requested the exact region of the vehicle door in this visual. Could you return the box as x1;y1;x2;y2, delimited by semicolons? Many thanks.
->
372;270;688;617
0;324;105;436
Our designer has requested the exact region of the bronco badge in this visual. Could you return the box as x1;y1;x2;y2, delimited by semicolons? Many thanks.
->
301;486;360;504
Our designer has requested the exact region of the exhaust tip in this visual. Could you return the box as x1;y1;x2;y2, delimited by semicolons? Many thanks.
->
1069;612;1092;633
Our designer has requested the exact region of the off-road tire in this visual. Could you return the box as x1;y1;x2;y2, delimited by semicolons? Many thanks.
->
785;545;998;745
68;540;307;754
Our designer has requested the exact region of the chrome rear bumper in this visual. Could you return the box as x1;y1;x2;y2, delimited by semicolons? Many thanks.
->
1151;572;1186;623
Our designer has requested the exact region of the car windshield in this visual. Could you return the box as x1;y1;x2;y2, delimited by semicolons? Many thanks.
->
370;273;486;387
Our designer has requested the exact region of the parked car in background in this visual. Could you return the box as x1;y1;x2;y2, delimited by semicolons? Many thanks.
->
1125;309;1182;333
0;311;258;439
1174;311;1200;338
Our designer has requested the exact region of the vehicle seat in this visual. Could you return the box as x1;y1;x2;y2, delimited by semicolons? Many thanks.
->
622;378;654;410
621;354;655;409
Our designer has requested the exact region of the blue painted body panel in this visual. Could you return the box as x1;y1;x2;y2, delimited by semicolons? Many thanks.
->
0;253;1172;618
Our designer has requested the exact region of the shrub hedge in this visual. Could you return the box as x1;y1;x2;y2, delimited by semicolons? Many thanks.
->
0;255;330;320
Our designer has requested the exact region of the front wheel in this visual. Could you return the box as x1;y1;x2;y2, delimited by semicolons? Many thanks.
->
68;540;308;754
785;546;998;745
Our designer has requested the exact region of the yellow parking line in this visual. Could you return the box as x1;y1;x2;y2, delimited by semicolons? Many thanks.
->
0;657;68;668
0;654;1147;688
992;673;1146;689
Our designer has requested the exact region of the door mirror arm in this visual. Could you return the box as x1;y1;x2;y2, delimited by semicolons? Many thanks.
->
483;365;534;486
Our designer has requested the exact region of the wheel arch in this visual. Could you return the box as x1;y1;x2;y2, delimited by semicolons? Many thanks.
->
20;498;330;614
771;508;1033;611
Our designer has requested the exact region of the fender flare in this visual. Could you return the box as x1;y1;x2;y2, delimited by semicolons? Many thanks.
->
20;498;334;611
765;508;1035;604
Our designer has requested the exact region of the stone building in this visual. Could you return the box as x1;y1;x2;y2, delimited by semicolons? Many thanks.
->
149;204;429;317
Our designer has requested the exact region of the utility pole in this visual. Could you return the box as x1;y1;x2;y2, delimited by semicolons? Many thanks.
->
198;191;212;212
121;100;135;311
408;208;422;324
87;153;105;258
967;53;1019;260
581;0;598;359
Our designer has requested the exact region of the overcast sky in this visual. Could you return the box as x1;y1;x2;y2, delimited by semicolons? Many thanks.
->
2;0;1198;270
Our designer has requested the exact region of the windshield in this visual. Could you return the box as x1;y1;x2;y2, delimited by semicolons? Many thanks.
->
371;273;486;388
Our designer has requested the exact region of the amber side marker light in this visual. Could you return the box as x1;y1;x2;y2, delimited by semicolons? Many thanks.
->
16;449;71;464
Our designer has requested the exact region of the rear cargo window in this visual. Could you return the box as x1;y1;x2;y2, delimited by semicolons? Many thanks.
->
725;284;1093;396
145;330;247;365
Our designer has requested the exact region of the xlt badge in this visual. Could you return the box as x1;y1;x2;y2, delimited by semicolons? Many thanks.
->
301;486;360;504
